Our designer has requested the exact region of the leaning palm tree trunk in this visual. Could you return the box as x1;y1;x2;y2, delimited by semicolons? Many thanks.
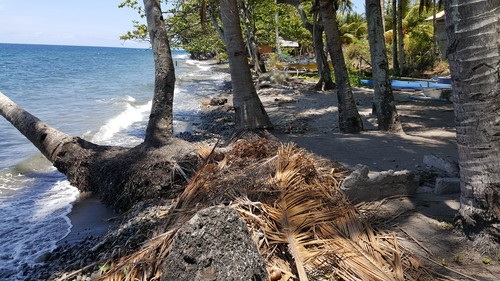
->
445;0;500;251
318;0;363;133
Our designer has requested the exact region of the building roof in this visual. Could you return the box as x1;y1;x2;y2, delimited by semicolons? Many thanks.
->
425;10;446;21
278;37;299;48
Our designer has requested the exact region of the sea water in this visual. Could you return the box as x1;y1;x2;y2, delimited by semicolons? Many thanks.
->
0;43;228;280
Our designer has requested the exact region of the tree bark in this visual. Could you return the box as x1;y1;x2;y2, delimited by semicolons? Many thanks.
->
391;0;399;74
143;0;176;147
319;0;363;133
366;0;403;133
277;0;335;90
445;0;500;250
240;1;266;73
397;0;405;76
220;0;273;130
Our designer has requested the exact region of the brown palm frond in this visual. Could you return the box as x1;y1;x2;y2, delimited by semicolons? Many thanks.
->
93;138;429;281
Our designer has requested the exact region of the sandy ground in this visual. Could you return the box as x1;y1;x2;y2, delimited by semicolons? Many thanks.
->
60;77;499;280
58;194;119;246
253;80;499;280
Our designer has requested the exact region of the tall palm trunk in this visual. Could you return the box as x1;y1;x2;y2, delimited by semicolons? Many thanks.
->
311;9;335;90
445;0;500;249
391;0;399;74
277;0;335;90
143;0;176;147
240;2;266;73
319;0;363;133
397;0;405;76
366;0;403;132
220;0;273;130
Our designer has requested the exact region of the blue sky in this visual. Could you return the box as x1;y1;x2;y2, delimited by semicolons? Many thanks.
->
0;0;150;48
0;0;366;48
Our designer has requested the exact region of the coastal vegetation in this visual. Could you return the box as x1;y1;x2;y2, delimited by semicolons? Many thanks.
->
0;0;498;280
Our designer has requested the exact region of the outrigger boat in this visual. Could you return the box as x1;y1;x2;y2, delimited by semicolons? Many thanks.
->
359;78;453;100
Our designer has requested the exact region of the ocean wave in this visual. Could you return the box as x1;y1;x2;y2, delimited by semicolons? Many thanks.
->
91;100;152;144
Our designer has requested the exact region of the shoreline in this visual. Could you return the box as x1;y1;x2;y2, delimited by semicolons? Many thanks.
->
58;194;120;246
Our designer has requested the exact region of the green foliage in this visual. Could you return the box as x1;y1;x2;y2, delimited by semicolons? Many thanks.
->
165;1;225;59
276;4;311;51
338;12;367;44
482;258;492;264
119;20;148;41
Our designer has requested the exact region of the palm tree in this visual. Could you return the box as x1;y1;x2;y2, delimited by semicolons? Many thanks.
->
143;0;176;146
277;0;335;90
318;0;363;133
220;0;273;130
445;0;500;251
365;0;403;132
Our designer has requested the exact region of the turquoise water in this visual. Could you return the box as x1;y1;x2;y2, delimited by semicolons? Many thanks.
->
0;43;228;279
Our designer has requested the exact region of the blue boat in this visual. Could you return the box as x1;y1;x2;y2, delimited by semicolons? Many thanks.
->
359;79;452;91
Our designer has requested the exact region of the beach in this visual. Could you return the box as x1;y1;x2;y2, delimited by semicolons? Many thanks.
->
2;46;498;279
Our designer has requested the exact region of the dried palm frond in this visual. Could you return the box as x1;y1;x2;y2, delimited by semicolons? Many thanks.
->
94;138;429;281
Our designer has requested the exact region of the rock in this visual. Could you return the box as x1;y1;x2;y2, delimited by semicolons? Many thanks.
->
341;164;418;203
200;97;228;106
423;154;459;176
162;206;268;281
434;177;461;194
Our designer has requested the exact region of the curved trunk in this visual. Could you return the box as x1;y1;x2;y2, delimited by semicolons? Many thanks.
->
366;0;403;133
445;0;500;248
319;0;363;133
311;9;335;91
143;0;176;147
220;0;273;130
278;0;335;90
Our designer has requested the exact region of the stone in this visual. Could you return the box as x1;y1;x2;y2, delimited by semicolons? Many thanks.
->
162;206;268;281
434;177;461;195
423;154;459;176
341;164;418;202
200;97;228;106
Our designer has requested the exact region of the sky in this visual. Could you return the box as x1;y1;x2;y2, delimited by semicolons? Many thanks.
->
0;0;150;48
0;0;366;48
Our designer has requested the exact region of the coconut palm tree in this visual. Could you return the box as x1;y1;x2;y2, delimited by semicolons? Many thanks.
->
220;0;273;130
445;0;500;251
365;0;403;132
317;0;363;133
277;0;335;90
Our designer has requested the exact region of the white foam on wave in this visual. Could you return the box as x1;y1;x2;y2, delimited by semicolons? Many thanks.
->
0;175;78;280
91;100;152;144
173;53;190;60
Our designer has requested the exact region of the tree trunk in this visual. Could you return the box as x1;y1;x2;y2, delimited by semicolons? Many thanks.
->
319;0;363;133
397;0;405;76
445;0;500;250
143;0;176;147
220;0;273;130
312;18;335;91
366;0;403;133
391;0;399;74
240;2;266;73
277;0;335;91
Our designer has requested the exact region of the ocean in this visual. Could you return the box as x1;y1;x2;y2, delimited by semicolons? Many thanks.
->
0;43;228;280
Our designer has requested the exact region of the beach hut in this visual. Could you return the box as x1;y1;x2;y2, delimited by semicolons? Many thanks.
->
425;11;447;59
